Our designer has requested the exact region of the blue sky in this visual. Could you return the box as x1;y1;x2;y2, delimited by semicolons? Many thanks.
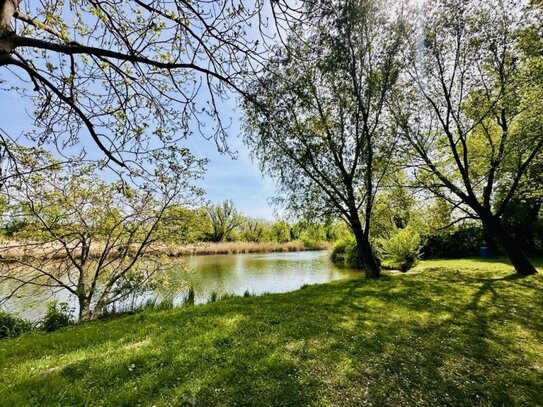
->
186;113;279;220
0;76;279;220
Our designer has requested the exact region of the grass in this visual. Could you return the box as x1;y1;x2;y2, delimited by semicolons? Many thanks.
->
0;258;542;406
0;240;321;260
154;240;318;256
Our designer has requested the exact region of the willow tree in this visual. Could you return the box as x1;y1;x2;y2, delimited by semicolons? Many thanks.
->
397;0;542;275
206;200;244;242
243;0;407;277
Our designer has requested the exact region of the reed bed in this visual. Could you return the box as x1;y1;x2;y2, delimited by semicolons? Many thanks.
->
153;241;309;257
0;240;329;260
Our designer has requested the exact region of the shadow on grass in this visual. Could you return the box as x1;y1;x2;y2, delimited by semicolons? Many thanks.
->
1;265;542;406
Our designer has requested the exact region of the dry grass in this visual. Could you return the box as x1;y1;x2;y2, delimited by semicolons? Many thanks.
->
0;240;324;260
151;241;311;256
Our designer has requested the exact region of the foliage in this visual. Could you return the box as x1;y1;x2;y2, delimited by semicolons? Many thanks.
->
377;227;422;272
241;219;269;243
243;0;408;277
330;236;359;267
371;172;418;238
185;286;195;306
0;259;541;405
155;206;211;244
0;0;266;173
269;220;291;244
398;0;543;274
0;311;33;339
422;226;485;259
500;199;543;255
40;302;74;333
0;148;194;320
206;200;245;242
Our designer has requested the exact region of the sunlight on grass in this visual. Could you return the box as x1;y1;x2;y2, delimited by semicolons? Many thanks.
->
1;258;542;406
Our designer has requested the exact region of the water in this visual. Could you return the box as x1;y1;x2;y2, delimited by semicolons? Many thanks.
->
1;250;360;320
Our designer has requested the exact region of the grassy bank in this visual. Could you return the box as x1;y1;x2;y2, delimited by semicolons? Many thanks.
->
1;258;542;406
0;240;328;260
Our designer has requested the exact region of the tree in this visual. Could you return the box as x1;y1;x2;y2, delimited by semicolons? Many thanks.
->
242;218;268;242
270;220;291;243
243;0;407;277
155;206;211;244
206;200;245;242
0;0;276;174
0;148;198;320
397;0;543;275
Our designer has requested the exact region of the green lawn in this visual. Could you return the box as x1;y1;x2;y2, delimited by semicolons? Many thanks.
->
1;258;542;406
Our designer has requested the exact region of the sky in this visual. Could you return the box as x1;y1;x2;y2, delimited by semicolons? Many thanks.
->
0;76;280;220
186;114;279;220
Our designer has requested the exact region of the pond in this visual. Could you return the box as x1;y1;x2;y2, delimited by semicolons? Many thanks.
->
1;250;360;321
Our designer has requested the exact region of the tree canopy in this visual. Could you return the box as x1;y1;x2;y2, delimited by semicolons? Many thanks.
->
243;0;408;277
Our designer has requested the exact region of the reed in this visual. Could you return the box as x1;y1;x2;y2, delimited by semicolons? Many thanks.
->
0;240;329;261
153;240;314;257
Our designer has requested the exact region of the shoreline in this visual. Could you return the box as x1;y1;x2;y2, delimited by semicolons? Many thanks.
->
0;240;330;261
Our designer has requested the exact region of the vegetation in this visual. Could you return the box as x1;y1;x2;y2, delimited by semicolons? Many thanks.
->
243;0;407;278
40;302;74;333
1;1;542;403
206;200;245;243
397;0;543;275
377;227;422;272
0;311;33;339
0;151;190;321
152;241;308;257
0;258;541;406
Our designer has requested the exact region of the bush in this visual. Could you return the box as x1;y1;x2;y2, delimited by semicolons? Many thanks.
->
422;226;484;259
378;227;422;272
331;236;361;267
41;302;74;332
0;312;34;339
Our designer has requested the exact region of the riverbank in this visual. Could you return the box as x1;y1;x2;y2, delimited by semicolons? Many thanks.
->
151;240;330;256
0;240;330;260
1;258;542;406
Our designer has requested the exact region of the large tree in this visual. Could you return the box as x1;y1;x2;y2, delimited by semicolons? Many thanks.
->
397;0;543;275
243;0;407;277
206;199;245;242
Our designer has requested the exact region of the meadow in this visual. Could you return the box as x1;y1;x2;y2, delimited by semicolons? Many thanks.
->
0;258;542;406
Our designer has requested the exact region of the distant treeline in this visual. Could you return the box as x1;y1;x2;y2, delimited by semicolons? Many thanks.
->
0;198;348;248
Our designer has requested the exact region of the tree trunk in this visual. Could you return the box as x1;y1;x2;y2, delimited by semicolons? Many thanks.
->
78;297;93;321
482;225;498;255
482;214;537;276
351;220;381;278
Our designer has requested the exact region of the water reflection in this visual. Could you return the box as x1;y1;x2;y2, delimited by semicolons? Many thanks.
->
1;250;360;320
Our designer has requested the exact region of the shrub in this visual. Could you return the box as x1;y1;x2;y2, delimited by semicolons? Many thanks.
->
209;291;218;302
0;312;34;339
331;236;363;267
378;227;422;272
422;226;484;259
331;237;352;262
41;302;74;332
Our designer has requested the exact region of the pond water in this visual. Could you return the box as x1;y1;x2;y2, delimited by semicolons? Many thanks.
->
1;250;360;321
